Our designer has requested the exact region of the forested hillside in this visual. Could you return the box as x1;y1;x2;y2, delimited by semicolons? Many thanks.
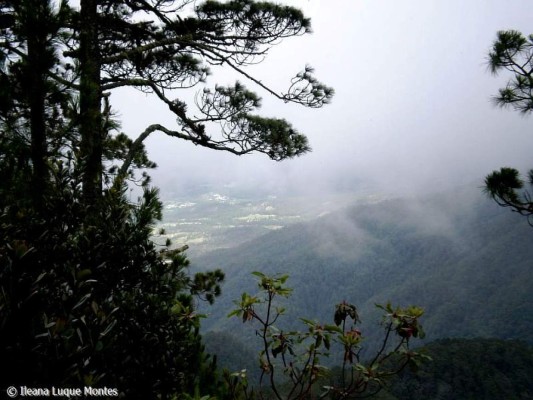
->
376;338;533;400
195;186;533;372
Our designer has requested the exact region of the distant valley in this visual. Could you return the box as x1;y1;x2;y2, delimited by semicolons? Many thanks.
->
174;185;533;374
157;187;385;257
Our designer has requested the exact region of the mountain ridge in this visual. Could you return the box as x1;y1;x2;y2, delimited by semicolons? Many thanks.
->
193;186;533;352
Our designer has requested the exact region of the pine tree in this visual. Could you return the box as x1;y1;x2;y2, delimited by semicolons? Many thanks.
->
0;0;332;397
485;30;533;225
70;0;332;200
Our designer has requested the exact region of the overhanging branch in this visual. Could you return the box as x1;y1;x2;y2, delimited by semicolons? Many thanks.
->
115;122;255;187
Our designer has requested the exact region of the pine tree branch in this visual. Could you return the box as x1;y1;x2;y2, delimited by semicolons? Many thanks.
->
115;123;256;187
2;42;80;89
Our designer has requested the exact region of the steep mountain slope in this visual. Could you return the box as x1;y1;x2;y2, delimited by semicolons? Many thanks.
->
376;338;533;400
194;186;533;368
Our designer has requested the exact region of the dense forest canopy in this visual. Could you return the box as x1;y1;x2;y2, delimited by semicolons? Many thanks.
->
375;338;533;400
198;187;533;358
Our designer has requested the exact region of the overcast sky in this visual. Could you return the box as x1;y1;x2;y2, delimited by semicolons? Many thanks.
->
112;0;533;199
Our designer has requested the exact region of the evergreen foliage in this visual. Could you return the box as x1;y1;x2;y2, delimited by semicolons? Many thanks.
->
0;0;331;397
376;338;533;400
0;181;223;397
484;30;533;224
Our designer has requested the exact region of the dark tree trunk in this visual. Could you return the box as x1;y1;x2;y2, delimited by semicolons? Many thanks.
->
25;0;49;212
79;0;102;204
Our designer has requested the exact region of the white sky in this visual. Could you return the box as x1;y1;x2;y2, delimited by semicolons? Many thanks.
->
112;0;533;198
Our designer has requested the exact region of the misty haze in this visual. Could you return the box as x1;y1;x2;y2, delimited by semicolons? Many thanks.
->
2;1;533;399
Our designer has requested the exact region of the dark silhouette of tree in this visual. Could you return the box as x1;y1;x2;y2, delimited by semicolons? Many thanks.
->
8;0;333;201
377;338;533;400
485;30;533;224
0;0;71;210
0;0;332;398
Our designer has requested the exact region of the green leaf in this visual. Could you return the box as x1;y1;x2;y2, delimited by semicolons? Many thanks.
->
324;336;330;350
99;320;117;338
323;324;343;333
72;293;91;310
227;309;241;318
